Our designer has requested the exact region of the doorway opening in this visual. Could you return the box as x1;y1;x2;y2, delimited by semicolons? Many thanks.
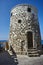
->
27;31;33;49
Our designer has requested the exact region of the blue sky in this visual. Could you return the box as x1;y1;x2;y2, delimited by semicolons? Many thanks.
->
0;0;43;40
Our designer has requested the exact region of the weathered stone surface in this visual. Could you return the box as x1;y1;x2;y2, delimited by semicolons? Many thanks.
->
9;4;41;55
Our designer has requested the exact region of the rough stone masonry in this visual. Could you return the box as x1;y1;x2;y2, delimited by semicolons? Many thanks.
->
9;4;42;55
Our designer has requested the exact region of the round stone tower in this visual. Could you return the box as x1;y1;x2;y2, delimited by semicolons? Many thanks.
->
9;4;41;55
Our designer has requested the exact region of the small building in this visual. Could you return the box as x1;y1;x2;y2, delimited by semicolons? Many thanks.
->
0;40;6;51
0;40;9;51
9;4;42;56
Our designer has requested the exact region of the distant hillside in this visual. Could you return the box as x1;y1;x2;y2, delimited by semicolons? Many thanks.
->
0;40;8;42
41;40;43;44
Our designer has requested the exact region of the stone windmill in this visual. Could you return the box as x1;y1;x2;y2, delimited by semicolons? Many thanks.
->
9;4;42;56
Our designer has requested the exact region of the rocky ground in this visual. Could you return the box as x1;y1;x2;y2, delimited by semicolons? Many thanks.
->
0;51;43;65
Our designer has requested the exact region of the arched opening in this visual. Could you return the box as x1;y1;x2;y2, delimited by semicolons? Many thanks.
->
27;31;33;49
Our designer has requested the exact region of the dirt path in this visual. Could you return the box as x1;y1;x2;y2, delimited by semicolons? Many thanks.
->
0;51;43;65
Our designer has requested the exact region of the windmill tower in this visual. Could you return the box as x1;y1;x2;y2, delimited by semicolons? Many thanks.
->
9;4;42;56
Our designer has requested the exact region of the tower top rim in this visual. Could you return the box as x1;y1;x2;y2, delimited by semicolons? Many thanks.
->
11;4;38;14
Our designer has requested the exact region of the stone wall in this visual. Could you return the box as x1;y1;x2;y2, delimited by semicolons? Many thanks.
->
9;4;41;54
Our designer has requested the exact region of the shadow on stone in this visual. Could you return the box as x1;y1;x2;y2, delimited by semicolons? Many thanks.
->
10;45;19;65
